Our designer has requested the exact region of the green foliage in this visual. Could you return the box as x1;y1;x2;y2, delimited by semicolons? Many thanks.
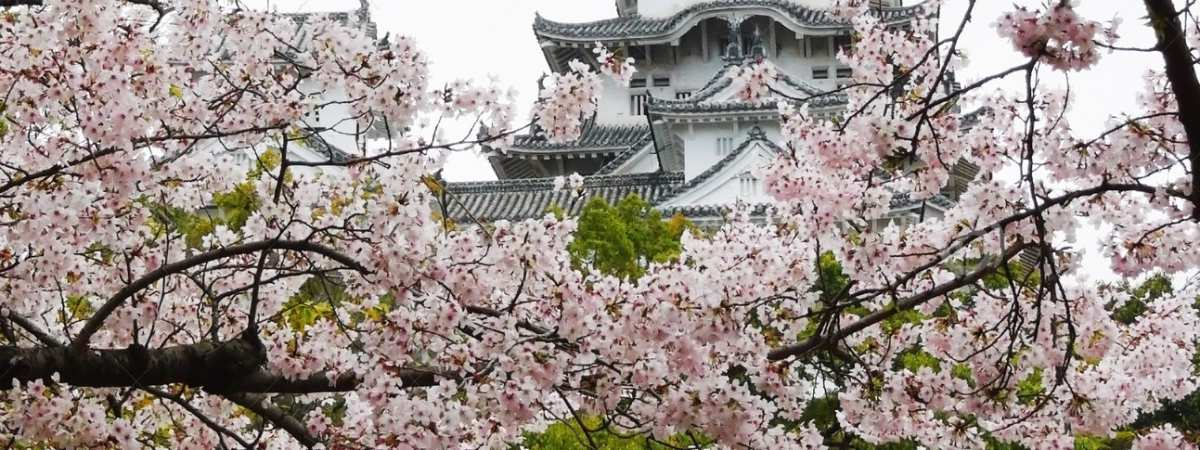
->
520;416;710;450
800;396;841;434
64;294;93;321
814;251;850;302
951;363;975;386
881;308;926;335
1110;273;1172;324
544;203;566;220
280;277;344;331
148;149;276;248
567;195;687;280
980;261;1035;291
1015;368;1044;405
1073;433;1134;450
897;348;941;373
211;181;260;230
0;101;7;139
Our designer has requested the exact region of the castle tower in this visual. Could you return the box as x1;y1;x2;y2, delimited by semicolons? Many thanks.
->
447;0;976;226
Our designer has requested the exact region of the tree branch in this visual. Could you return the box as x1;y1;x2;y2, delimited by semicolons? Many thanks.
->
0;332;443;394
72;239;373;352
209;368;442;394
1;331;266;389
768;241;1037;361
142;386;253;448
1144;0;1200;219
223;392;319;448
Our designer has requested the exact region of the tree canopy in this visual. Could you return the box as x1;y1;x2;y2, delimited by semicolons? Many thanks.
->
567;195;689;280
0;0;1198;449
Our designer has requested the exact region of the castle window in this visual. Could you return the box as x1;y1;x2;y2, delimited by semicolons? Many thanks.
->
630;77;647;88
836;67;853;79
812;66;830;80
716;137;735;156
676;90;693;100
630;94;650;115
652;75;671;87
629;46;647;61
834;35;852;54
809;36;830;57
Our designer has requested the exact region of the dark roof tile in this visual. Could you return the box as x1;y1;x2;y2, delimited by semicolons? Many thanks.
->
509;122;653;154
444;172;684;222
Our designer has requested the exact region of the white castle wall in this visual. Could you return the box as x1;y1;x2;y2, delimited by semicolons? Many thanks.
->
672;122;781;181
594;23;845;126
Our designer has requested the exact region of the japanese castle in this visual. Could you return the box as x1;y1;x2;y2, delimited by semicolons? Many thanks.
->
443;0;979;226
272;0;977;226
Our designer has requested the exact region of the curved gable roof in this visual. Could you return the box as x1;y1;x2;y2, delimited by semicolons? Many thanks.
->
509;122;652;154
658;126;780;204
533;1;927;44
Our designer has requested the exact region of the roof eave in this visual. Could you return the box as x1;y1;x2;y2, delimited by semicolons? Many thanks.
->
532;2;927;45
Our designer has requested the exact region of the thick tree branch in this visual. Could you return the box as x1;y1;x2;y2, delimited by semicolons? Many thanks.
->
1;331;266;389
0;0;40;6
1144;0;1200;219
210;368;442;394
72;239;373;352
0;331;441;394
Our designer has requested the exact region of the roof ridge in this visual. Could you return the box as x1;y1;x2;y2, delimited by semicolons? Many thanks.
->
534;0;929;42
447;171;685;194
509;122;653;152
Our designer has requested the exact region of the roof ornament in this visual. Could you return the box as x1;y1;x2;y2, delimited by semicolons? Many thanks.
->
749;24;767;59
355;0;378;39
748;126;767;140
722;15;745;64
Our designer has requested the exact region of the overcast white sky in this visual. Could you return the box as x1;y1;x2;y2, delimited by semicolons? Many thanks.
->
257;0;1166;282
252;0;1159;183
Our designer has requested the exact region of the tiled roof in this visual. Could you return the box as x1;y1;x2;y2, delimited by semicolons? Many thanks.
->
659;202;775;219
444;172;684;222
533;1;926;42
960;107;991;129
889;192;956;210
509;122;653;154
303;134;355;164
595;144;646;174
777;71;829;97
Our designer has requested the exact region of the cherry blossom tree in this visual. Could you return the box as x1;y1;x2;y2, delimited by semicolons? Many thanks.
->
0;0;1197;449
